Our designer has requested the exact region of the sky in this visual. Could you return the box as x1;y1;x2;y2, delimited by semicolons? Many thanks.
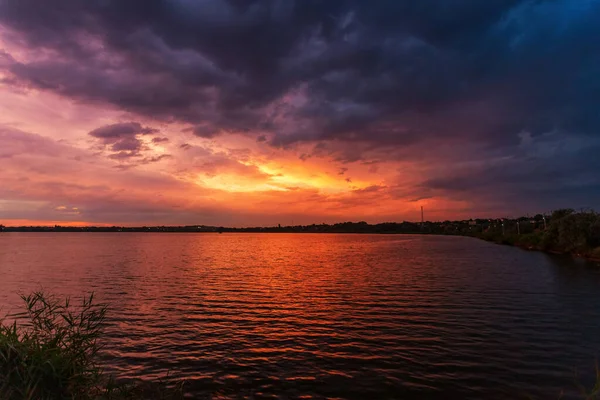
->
1;0;599;227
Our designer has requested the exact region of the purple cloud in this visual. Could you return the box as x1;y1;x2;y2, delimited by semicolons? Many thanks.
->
88;122;159;160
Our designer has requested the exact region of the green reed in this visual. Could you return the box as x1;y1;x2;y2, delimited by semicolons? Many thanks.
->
0;291;183;400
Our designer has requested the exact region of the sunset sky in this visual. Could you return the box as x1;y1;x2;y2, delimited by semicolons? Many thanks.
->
1;0;599;226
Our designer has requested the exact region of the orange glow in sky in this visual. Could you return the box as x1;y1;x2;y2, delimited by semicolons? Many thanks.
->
0;79;487;227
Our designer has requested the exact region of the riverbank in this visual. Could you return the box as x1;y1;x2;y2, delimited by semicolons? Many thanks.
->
476;233;600;263
473;209;600;263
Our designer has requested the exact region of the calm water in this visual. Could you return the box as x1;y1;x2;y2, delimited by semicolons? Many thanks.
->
1;233;600;399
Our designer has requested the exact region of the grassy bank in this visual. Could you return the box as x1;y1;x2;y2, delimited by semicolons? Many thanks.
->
475;209;600;262
0;292;184;399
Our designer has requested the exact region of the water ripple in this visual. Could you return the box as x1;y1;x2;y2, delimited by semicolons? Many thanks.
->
1;233;600;399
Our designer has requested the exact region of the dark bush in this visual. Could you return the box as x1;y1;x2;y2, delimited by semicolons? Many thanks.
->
0;292;184;400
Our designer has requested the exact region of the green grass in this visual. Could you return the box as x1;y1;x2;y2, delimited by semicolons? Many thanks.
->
476;210;600;262
576;363;600;400
0;291;184;399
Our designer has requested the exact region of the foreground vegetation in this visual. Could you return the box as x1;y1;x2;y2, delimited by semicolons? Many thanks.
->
476;209;600;261
0;292;184;399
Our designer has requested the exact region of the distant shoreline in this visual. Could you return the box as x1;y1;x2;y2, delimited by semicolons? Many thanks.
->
0;220;486;235
3;210;599;265
0;218;551;235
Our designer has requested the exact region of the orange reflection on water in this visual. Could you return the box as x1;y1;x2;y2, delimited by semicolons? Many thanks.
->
2;232;598;399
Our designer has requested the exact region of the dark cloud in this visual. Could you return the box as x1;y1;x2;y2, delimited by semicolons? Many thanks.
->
187;125;221;139
1;0;599;210
142;154;171;163
421;133;600;213
353;185;387;194
151;137;169;144
89;122;158;159
2;1;598;144
89;122;157;139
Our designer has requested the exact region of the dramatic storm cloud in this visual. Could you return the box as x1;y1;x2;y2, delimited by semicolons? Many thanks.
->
0;0;599;225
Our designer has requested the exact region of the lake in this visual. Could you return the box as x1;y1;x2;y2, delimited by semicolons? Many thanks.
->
1;233;599;399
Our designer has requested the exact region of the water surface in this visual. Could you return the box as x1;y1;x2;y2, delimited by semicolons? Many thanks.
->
1;233;599;399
